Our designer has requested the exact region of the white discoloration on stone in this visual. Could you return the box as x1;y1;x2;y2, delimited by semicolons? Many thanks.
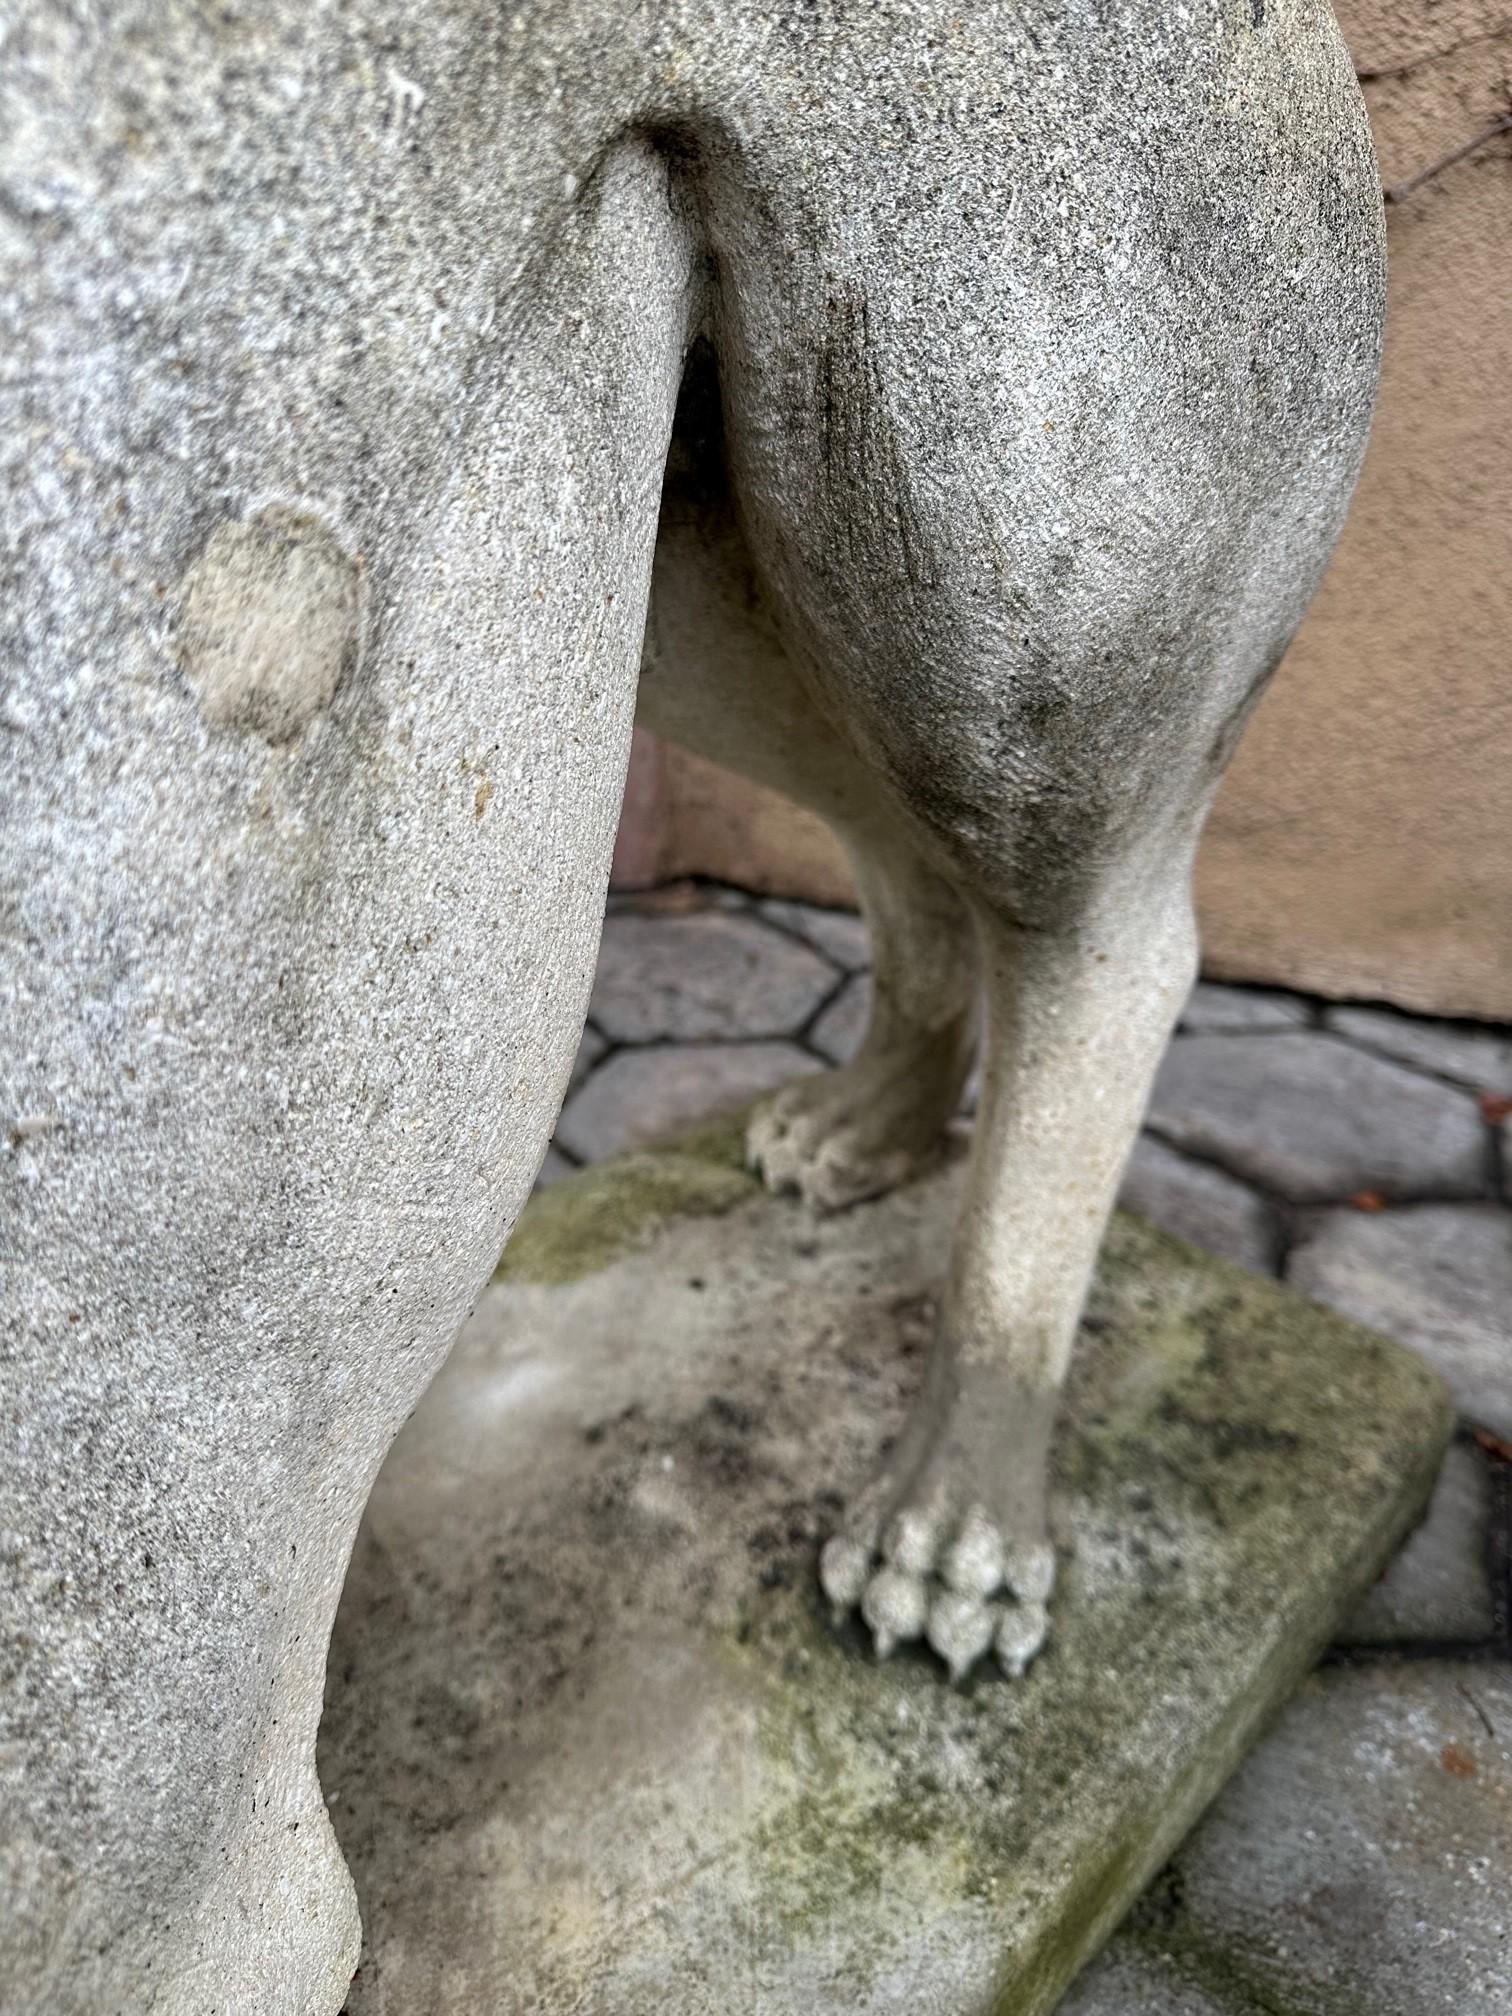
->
1004;1541;1057;1607
176;505;363;743
818;1533;871;1617
883;1506;940;1579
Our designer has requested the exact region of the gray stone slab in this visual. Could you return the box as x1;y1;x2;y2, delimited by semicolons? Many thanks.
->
809;969;871;1064
759;900;871;972
1288;1203;1512;1438
320;1128;1449;2016
555;1041;816;1161
1340;1442;1495;1645
1118;1134;1279;1275
1147;1032;1490;1203
1085;1662;1512;2016
588;910;835;1043
1180;983;1312;1034
1058;1944;1237;2015
1324;1004;1512;1095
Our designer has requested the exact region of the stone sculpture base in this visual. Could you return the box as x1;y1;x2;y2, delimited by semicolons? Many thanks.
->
319;1122;1450;2016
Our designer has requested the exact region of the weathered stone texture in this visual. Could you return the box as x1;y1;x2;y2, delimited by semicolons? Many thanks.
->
319;1135;1450;2016
1080;1663;1512;2016
1117;1135;1279;1275
588;911;834;1043
1147;1033;1489;1201
1288;1203;1512;1436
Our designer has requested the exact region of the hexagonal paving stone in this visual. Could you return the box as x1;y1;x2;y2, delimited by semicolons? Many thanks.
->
1324;1004;1512;1094
1058;1945;1238;2015
1288;1202;1512;1437
757;899;870;972
1118;1134;1278;1275
567;1021;607;1096
554;1041;816;1163
1339;1442;1495;1645
1179;983;1312;1034
587;910;834;1044
808;969;870;1065
1070;1663;1512;2016
1147;1032;1490;1203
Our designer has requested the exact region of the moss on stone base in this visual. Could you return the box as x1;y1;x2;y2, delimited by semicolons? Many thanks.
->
335;1113;1454;2016
495;1115;756;1286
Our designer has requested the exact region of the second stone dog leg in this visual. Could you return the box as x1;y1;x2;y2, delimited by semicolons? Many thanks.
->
822;854;1198;1680
747;826;978;1210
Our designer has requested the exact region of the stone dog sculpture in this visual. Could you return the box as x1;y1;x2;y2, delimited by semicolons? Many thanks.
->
3;1;1382;2008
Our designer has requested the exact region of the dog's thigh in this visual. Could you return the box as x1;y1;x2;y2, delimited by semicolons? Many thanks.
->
707;4;1382;903
1;116;688;2016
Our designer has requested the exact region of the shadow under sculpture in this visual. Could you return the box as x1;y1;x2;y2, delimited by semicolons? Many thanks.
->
1;3;1384;2010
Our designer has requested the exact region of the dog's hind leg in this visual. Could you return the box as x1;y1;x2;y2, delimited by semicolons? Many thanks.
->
641;344;979;1210
746;829;976;1210
687;1;1383;1679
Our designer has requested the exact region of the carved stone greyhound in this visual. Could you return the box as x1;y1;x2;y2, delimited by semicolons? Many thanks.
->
2;0;1382;2007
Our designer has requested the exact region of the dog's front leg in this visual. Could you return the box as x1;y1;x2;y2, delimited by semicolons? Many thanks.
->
822;846;1200;1677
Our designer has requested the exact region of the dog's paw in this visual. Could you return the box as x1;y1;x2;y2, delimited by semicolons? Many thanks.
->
821;1499;1054;1683
818;1363;1059;1685
746;1066;949;1212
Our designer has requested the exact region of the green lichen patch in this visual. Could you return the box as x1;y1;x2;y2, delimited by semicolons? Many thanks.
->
705;1196;1452;2014
494;1115;756;1285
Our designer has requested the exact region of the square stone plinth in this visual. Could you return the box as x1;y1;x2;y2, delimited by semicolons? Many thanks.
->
320;1123;1451;2016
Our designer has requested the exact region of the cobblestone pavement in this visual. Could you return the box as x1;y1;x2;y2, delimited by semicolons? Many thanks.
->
542;879;1512;2014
